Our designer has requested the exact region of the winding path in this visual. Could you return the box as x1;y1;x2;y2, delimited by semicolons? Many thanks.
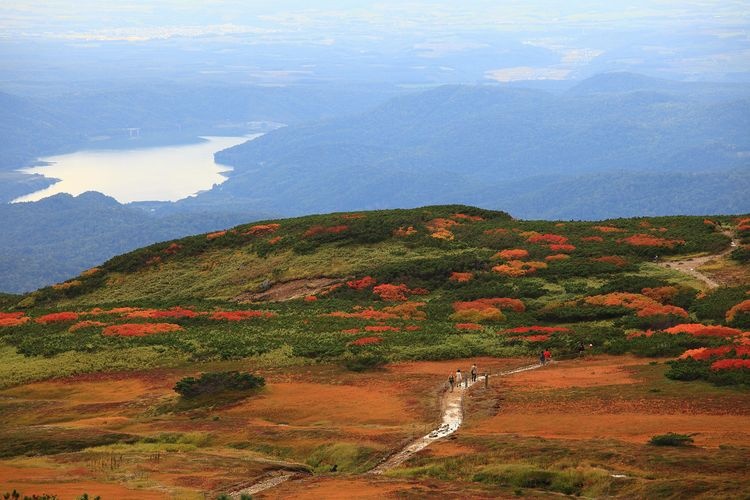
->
656;229;738;289
229;361;545;498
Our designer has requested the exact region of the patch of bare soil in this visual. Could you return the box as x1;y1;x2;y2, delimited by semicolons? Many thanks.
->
235;277;345;302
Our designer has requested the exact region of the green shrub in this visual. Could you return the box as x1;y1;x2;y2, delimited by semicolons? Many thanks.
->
343;350;387;372
649;433;694;446
665;358;711;381
174;371;265;398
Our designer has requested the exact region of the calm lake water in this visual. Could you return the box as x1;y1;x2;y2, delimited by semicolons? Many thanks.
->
13;135;259;203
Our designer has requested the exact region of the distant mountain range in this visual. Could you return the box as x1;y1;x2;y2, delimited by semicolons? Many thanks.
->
206;73;750;219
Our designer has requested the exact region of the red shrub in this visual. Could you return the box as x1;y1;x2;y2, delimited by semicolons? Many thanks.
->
347;276;377;290
642;286;679;304
522;334;551;342
350;336;383;346
545;254;570;262
492;260;547;276
365;325;400;332
405;325;421;331
452;213;484;221
35;312;79;324
210;310;276;321
679;346;734;360
304;295;318;302
341;328;361;334
0;312;29;327
711;359;750;371
103;323;183;337
69;320;108;332
393;226;417;237
383;302;427;320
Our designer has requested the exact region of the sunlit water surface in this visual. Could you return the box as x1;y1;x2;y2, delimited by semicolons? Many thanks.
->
13;135;258;203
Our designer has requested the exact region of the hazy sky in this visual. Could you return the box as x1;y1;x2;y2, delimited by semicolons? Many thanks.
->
1;1;749;83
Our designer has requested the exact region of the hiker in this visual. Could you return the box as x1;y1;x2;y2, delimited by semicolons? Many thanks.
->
539;350;546;365
471;363;478;382
544;348;552;363
448;373;455;392
455;369;463;388
577;342;585;356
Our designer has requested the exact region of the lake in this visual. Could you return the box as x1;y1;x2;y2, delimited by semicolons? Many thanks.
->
13;135;258;203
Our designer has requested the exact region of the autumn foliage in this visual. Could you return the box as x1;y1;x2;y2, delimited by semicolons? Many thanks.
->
209;310;276;321
591;256;628;267
493;249;529;260
126;307;199;319
35;312;79;324
0;312;29;327
663;324;743;337
449;272;474;282
303;225;348;238
244;223;281;236
726;300;750;323
711;359;750;371
350;336;383;346
584;293;688;318
347;276;376;290
619;234;685;248
528;233;569;245
455;323;483;331
103;323;183;337
69;320;108;332
492;260;547;277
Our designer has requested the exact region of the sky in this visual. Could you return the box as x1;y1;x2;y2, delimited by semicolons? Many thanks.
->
1;1;749;84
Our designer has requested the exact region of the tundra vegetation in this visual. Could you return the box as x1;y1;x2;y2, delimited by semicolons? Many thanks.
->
0;205;748;498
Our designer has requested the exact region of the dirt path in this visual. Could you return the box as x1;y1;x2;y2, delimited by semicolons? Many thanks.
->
657;229;738;289
230;361;544;497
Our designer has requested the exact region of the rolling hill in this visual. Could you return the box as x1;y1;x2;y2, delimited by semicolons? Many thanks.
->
1;205;749;498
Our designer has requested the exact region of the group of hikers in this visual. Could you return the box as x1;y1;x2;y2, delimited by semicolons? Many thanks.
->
447;363;478;392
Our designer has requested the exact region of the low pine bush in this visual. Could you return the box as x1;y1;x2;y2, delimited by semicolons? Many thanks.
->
174;371;265;398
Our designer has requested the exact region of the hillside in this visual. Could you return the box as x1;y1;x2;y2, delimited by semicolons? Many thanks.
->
206;75;750;218
0;192;272;293
1;205;749;498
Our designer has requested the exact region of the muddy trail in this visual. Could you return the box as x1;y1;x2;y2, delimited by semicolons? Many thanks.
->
656;229;738;289
229;362;545;498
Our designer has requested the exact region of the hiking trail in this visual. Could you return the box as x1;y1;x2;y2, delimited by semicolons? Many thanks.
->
228;361;545;498
656;229;738;289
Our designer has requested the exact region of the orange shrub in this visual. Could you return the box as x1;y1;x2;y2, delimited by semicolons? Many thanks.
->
126;307;200;319
209;310;276;321
52;280;82;290
103;323;183;337
80;267;101;277
383;302;427;320
451;308;504;323
664;324;742;337
449;272;474;282
619;234;685;248
522;334;551;342
492;260;547;276
528;233;569;244
593;225;626;233
591;255;628;267
163;243;182;255
69;320;108;332
584;293;687;318
642;286;679;304
405;325;421;331
206;230;227;240
726;300;750;323
35;312;79;324
393;226;417;237
454;298;525;313
493;249;529;260
341;328;361;334
545;254;570;261
736;218;750;231
581;236;604;242
342;213;366;220
430;228;455;240
455;323;483;331
452;213;483;221
679;346;743;360
373;283;411;301
549;244;576;252
304;296;317;302
268;236;282;245
483;228;509;236
244;223;281;236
